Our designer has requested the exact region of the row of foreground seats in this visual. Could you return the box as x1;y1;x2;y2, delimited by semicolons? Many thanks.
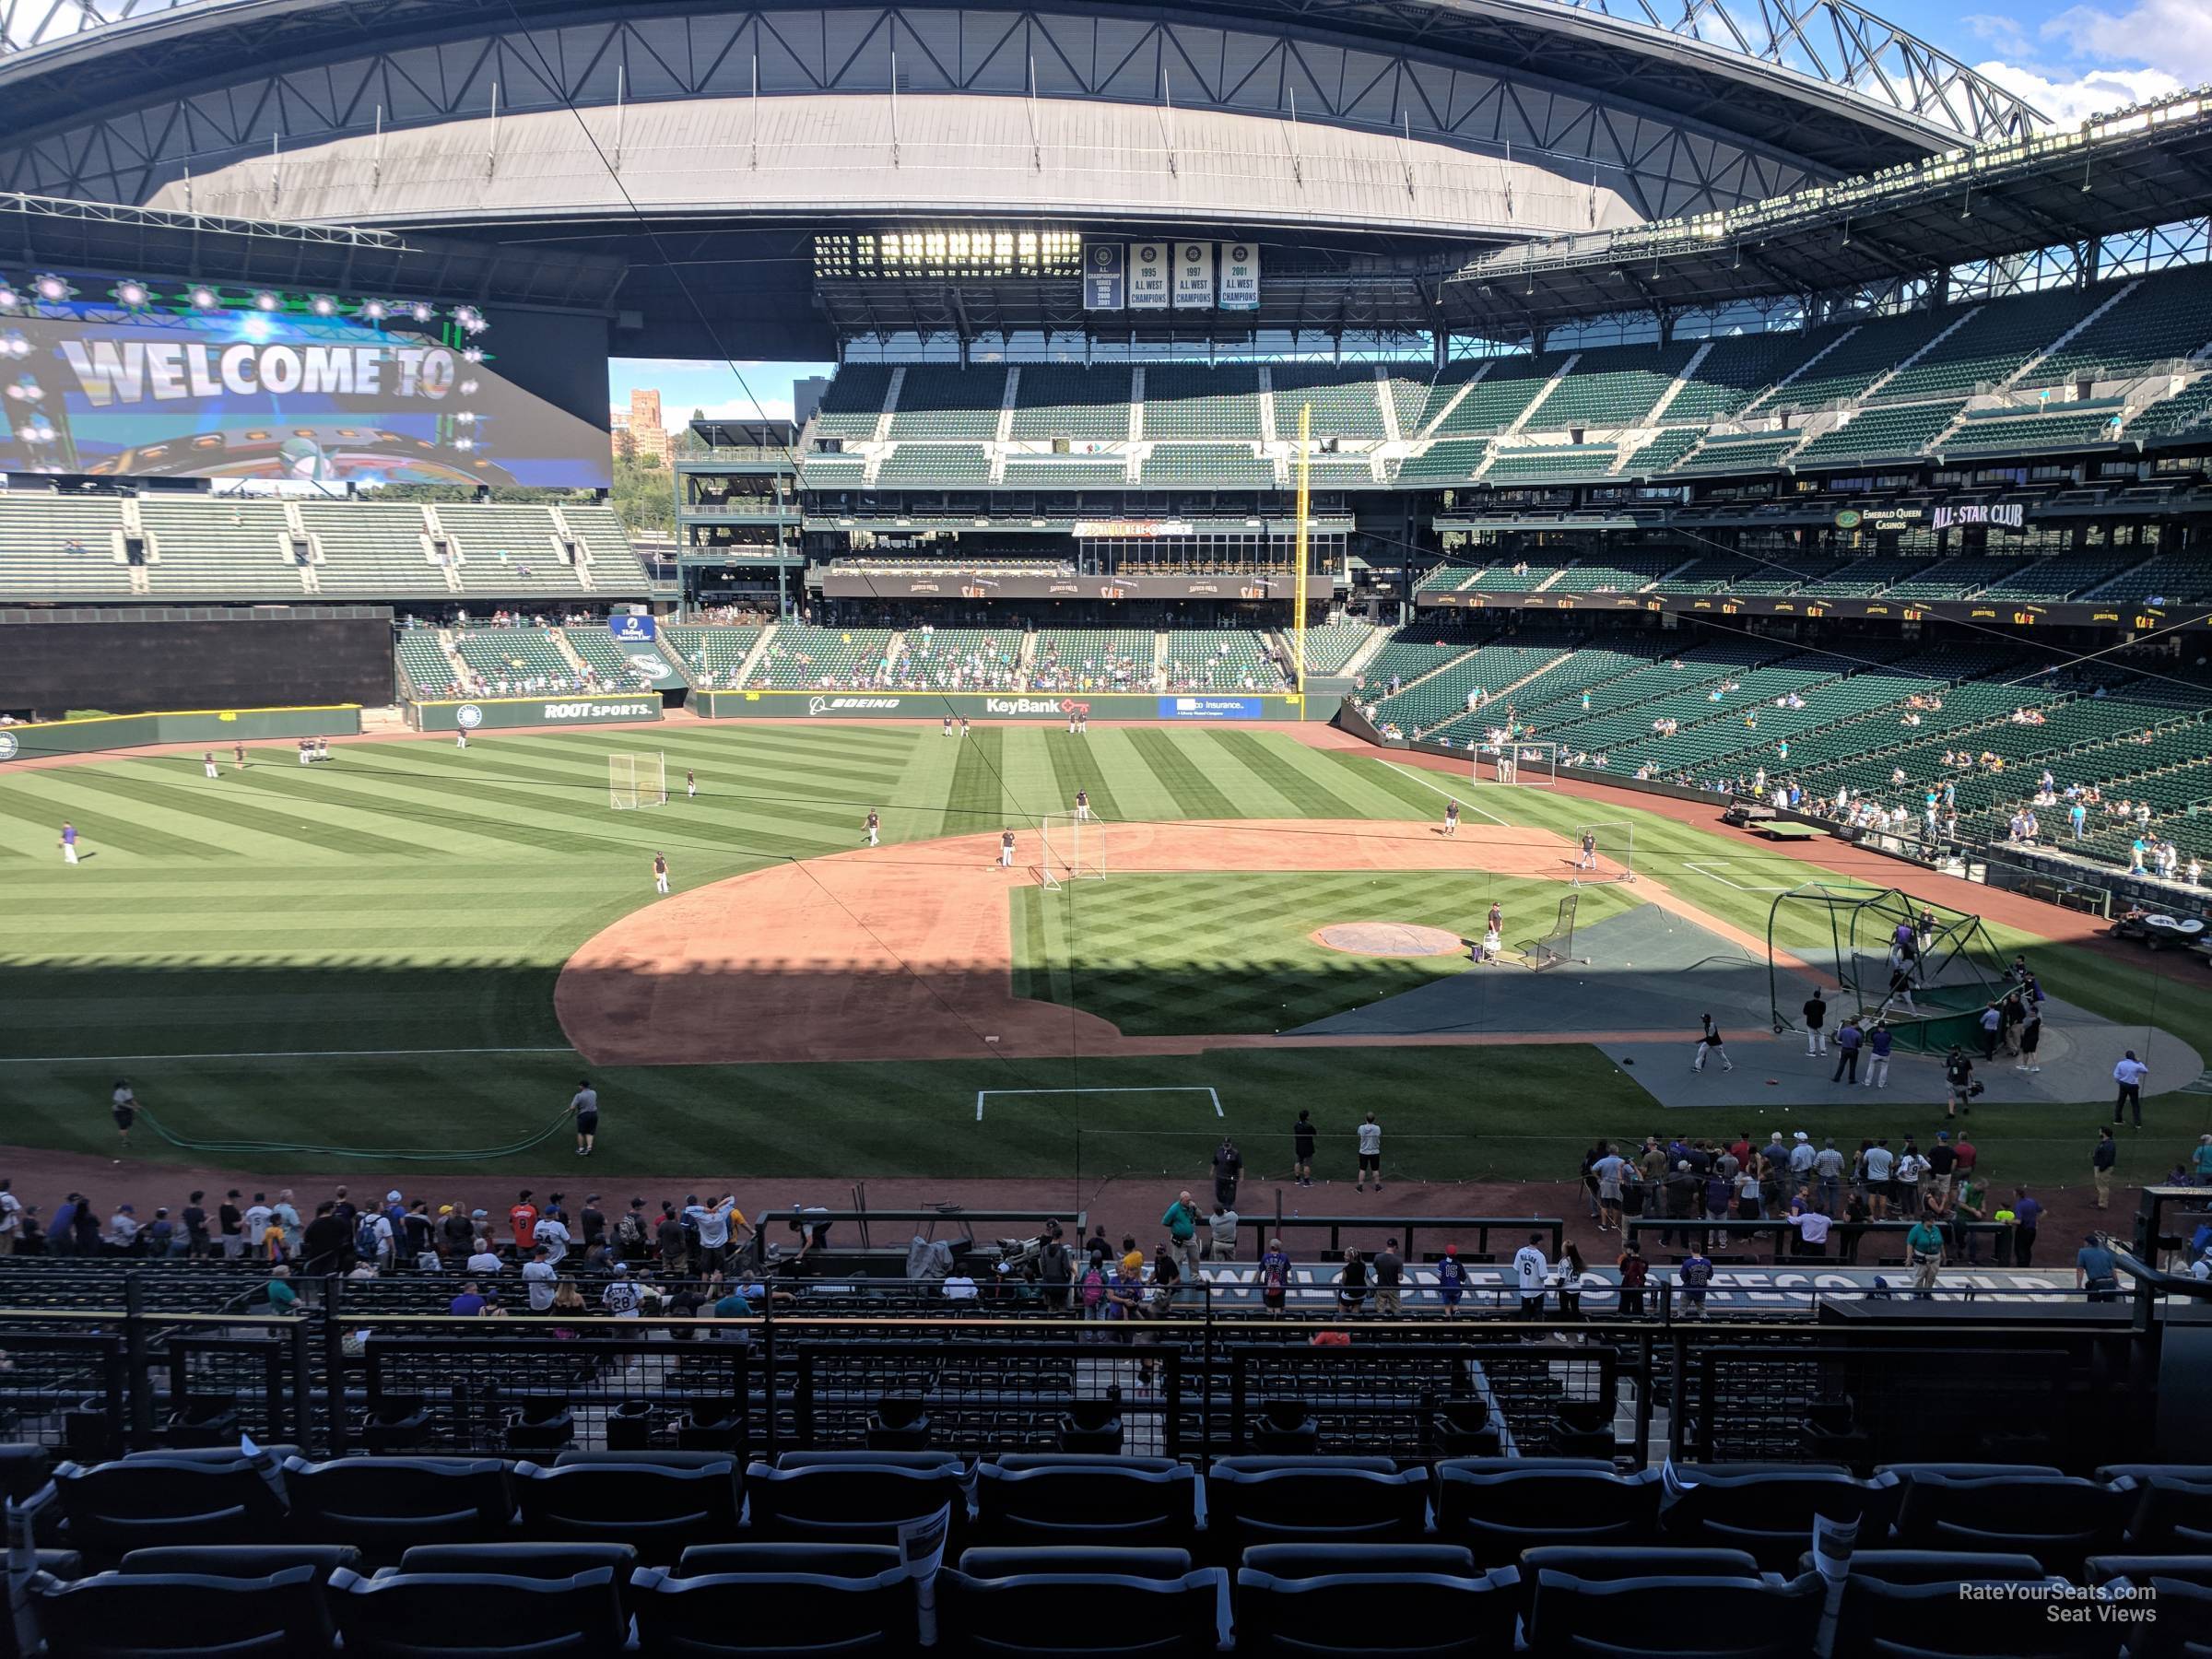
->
40;1449;2210;1573
13;1449;2212;1656
20;1539;2212;1657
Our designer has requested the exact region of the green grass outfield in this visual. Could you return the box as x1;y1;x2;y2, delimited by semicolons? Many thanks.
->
0;724;2205;1189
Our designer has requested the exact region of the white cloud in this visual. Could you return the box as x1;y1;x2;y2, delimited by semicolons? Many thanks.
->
2046;0;2212;83
691;393;799;424
1961;13;2032;59
1973;58;2186;125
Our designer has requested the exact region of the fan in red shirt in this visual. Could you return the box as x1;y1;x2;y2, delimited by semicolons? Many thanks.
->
508;1191;539;1253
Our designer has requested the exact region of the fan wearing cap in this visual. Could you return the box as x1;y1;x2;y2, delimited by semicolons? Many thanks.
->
437;1203;473;1263
1435;1243;1465;1317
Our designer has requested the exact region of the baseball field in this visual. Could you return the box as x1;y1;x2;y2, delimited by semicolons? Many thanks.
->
1;719;2206;1190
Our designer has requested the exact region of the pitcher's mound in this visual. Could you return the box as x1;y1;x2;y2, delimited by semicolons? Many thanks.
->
1312;921;1466;959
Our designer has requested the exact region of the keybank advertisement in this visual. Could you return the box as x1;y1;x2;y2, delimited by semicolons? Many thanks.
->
0;295;612;487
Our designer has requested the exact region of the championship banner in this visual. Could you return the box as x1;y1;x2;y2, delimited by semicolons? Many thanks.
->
818;566;1264;602
1218;242;1260;311
1128;243;1170;310
1082;241;1126;311
1172;242;1215;309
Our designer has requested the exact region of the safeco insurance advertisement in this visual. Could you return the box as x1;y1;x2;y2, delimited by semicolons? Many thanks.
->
0;275;611;488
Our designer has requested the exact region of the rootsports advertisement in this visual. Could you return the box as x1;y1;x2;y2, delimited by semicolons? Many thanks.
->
691;689;1312;722
0;283;612;487
411;694;662;732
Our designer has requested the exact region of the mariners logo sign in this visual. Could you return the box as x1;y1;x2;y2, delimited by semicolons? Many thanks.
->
0;731;17;760
455;704;486;729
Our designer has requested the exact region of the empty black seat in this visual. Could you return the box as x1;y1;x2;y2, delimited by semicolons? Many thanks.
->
1247;1399;1321;1457
746;1459;971;1547
2132;1575;2212;1659
1207;1458;1427;1554
771;1450;964;1472
1434;1460;1662;1565
2084;1553;2212;1588
1428;1399;1503;1460
32;1564;335;1657
331;1564;627;1658
867;1394;933;1451
961;1546;1195;1580
1245;1543;1477;1578
937;1568;1224;1658
281;1456;513;1553
631;1564;916;1656
1524;1569;1823;1657
974;1458;1196;1549
554;1449;741;1474
502;1398;574;1455
396;1542;641;1597
359;1394;433;1454
1658;1469;1903;1572
53;1457;288;1558
1822;1548;2052;1584
2122;1475;2212;1553
1516;1546;1758;1621
678;1543;900;1577
1831;1574;2119;1659
1057;1393;1124;1454
0;1443;52;1502
1891;1470;2134;1574
512;1459;740;1561
1236;1564;1518;1657
117;1544;361;1584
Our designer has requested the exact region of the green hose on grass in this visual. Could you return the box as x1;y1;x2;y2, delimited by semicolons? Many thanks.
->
135;1107;574;1163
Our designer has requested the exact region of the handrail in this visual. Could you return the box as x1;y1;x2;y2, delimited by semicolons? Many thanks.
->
1234;1215;1565;1261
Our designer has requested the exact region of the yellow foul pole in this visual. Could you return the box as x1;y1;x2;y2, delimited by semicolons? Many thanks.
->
1293;402;1312;699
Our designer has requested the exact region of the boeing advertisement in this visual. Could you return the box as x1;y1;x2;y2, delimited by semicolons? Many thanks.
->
0;275;612;488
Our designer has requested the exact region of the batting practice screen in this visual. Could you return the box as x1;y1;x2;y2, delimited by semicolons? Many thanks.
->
0;606;395;720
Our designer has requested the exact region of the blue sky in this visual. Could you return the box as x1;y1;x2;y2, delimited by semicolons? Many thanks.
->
1929;0;2212;123
607;359;827;426
606;0;2207;406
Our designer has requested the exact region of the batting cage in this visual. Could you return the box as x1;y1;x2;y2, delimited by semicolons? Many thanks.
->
1474;738;1557;786
1767;883;2007;1053
1571;821;1636;885
1524;892;1583;971
1037;811;1108;890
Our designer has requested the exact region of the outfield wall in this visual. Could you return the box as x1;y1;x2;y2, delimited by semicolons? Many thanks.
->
408;694;665;733
695;689;1327;722
0;703;362;762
